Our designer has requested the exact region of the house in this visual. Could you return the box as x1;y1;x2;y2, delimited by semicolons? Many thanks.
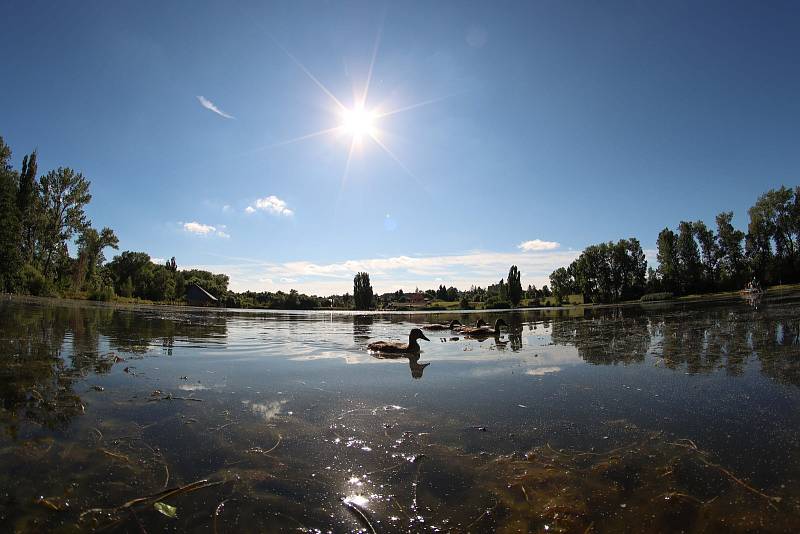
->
186;283;219;306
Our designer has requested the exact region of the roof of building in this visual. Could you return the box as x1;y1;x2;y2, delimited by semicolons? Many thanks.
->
188;283;218;301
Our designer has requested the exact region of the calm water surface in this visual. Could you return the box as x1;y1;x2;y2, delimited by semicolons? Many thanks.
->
1;293;799;532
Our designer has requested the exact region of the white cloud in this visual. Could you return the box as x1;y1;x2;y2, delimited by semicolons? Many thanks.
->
184;247;580;295
246;195;294;217
151;257;166;265
182;221;230;238
197;96;234;119
518;239;560;252
222;204;231;213
183;221;216;235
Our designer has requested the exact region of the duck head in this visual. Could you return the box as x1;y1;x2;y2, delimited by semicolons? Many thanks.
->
476;318;487;327
409;328;430;342
494;318;508;331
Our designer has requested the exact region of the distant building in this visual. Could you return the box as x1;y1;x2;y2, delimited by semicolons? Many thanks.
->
186;283;219;306
407;292;427;305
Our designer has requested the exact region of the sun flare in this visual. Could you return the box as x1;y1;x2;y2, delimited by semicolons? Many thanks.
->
341;106;377;139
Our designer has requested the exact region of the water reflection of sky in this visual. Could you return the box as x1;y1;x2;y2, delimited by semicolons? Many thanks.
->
2;295;800;531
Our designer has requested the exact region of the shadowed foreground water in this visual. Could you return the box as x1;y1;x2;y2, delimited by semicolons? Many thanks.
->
1;293;799;532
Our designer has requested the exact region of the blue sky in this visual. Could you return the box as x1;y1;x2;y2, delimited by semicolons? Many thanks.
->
2;1;798;294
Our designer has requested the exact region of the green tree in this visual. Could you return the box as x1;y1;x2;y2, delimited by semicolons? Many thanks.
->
746;186;799;284
507;265;522;306
17;150;38;262
75;226;119;289
0;137;22;292
38;168;92;278
353;272;373;310
693;221;718;291
715;211;745;288
676;221;701;293
549;267;573;302
656;228;679;293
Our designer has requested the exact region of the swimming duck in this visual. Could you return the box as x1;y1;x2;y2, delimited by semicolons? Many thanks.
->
368;328;430;354
453;318;486;332
461;318;507;337
421;320;462;331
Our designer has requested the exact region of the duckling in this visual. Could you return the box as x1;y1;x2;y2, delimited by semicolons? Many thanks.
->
368;328;430;354
421;320;462;331
462;318;507;337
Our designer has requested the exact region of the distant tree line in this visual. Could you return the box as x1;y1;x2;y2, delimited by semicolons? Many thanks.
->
549;186;800;303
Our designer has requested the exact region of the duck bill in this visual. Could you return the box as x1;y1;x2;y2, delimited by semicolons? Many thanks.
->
420;333;430;342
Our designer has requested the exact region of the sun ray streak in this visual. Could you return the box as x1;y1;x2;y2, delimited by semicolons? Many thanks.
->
369;135;424;188
267;126;344;149
375;91;466;119
361;9;386;107
336;138;359;215
270;37;347;111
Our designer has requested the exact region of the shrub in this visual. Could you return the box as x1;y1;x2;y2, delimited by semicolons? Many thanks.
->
21;264;54;296
484;296;511;309
640;292;674;302
89;283;116;301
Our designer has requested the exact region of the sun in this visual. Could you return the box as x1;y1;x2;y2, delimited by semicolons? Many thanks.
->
341;106;377;140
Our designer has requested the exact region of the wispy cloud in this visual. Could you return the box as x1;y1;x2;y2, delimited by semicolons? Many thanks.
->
518;239;560;252
185;248;581;295
197;96;234;119
182;221;230;238
246;195;294;217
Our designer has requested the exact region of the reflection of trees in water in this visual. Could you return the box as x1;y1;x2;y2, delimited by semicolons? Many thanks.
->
0;305;82;435
752;316;800;385
0;301;228;434
649;303;800;383
352;314;373;343
551;309;651;365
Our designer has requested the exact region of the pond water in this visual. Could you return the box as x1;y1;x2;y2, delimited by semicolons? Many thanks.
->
1;293;799;532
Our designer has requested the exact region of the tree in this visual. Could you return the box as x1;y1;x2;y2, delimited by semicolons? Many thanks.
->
549;267;573;302
715;211;745;288
656;228;679;293
746;186;800;284
353;272;373;310
676;221;701;293
507;265;522;306
38;168;92;277
693;220;718;291
17;150;38;262
445;286;459;302
75;226;119;289
0;137;22;292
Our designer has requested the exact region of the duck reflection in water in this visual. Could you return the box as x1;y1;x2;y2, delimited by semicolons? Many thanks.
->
370;352;431;379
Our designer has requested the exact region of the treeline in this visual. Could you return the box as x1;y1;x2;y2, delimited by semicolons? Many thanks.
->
0;136;120;297
549;186;800;303
0;136;232;303
354;266;551;310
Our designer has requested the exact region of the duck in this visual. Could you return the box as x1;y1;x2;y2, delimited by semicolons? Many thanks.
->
453;318;486;332
421;319;462;331
368;328;430;354
461;318;507;337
